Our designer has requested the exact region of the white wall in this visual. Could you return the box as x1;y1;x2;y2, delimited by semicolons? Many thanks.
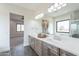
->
24;19;42;46
47;18;54;34
0;4;36;52
72;10;79;20
0;4;10;52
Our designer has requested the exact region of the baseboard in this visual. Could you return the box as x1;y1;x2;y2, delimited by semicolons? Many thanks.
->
0;48;10;53
24;43;29;47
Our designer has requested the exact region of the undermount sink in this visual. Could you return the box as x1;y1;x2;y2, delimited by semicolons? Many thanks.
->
37;33;47;38
53;36;62;41
48;36;62;43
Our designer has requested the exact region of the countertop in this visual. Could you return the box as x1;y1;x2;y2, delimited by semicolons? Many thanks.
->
29;33;79;56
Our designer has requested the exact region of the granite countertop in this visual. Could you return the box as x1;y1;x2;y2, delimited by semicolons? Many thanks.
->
29;33;79;56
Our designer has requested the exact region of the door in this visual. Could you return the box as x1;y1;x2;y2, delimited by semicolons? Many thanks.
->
10;13;24;55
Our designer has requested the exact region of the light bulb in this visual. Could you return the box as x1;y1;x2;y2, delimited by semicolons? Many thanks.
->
54;3;59;7
50;5;54;10
48;9;52;13
53;8;57;11
57;6;61;10
62;3;67;7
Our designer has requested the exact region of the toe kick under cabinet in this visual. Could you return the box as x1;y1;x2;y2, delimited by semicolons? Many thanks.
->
59;49;76;56
29;35;76;56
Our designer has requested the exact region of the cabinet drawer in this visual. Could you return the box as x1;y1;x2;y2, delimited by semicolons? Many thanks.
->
35;39;42;56
60;49;76;56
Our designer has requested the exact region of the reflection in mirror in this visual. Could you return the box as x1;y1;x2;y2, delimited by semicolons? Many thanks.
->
71;20;79;38
41;19;53;35
42;20;49;34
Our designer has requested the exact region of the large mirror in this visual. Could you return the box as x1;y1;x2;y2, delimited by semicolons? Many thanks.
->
71;20;79;38
56;20;70;33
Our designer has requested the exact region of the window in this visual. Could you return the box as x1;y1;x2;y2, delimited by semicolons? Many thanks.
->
17;24;21;31
21;24;24;31
56;20;69;33
17;24;24;32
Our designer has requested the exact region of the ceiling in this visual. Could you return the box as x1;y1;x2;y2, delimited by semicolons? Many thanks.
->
45;3;79;17
12;3;52;14
12;3;79;18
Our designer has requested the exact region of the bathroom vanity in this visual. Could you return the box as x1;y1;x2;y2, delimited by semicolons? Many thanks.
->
29;34;77;56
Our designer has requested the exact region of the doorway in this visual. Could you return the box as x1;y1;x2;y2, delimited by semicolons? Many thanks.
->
10;13;24;55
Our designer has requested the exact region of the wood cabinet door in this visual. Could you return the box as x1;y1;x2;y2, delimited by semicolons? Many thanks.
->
42;42;49;56
48;45;59;56
34;39;42;56
29;36;35;50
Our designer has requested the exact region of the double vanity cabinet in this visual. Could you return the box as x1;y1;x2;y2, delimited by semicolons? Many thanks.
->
29;35;76;56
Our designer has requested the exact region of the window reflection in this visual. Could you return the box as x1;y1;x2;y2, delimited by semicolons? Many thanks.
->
56;20;69;33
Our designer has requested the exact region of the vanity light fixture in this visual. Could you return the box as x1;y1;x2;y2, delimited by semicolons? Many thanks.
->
35;13;44;19
48;3;67;13
48;5;56;12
